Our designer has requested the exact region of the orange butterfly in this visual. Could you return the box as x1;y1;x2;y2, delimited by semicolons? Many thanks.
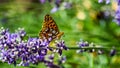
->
39;14;64;41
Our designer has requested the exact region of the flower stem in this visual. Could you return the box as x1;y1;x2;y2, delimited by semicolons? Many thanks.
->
49;47;120;51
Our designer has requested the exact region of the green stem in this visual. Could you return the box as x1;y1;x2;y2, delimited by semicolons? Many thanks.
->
67;47;106;49
48;47;120;51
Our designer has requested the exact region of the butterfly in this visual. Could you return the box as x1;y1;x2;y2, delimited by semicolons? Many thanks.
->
39;14;64;41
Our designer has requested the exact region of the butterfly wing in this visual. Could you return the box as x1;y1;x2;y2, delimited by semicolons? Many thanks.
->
39;14;62;40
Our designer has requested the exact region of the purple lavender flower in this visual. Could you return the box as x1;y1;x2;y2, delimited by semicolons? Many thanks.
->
16;28;26;37
0;27;67;67
76;40;89;53
77;40;89;48
76;40;117;57
0;27;9;35
55;40;68;55
0;36;49;66
76;40;105;54
44;61;60;68
48;54;54;62
58;56;66;64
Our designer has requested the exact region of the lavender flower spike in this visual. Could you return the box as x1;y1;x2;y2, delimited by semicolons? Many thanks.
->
0;27;68;67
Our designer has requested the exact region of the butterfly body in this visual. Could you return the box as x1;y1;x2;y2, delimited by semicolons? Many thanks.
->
39;14;64;41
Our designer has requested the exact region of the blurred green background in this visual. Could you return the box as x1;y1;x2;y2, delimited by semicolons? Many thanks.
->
0;0;120;68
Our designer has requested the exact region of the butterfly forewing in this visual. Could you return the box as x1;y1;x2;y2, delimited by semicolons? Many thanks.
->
39;14;63;41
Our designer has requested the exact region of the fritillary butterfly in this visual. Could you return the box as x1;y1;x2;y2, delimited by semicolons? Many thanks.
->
39;14;64;41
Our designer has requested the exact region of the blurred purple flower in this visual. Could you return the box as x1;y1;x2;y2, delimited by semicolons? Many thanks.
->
106;0;110;4
50;7;59;13
63;2;72;9
110;47;116;56
55;0;61;7
98;0;110;4
39;0;72;13
98;0;120;25
104;10;111;19
114;6;120;25
117;0;120;5
39;0;46;4
98;0;103;3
